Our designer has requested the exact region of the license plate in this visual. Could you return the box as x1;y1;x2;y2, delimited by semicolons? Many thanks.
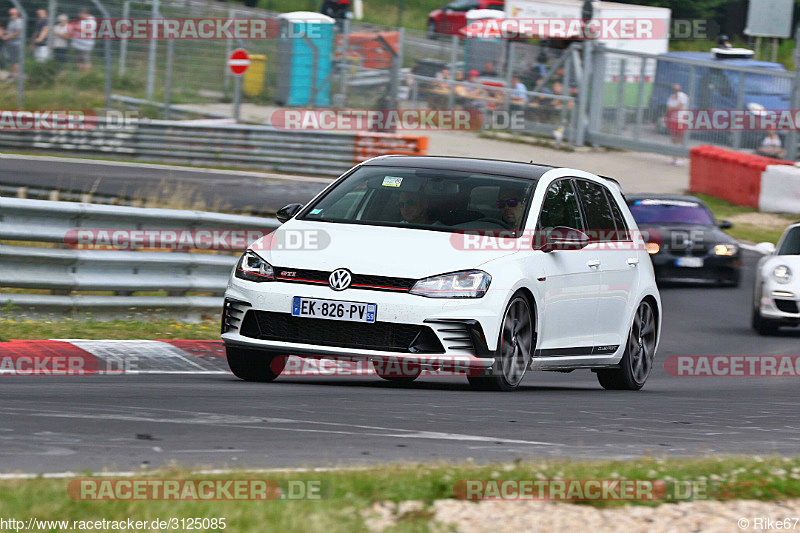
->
292;297;377;323
675;257;704;268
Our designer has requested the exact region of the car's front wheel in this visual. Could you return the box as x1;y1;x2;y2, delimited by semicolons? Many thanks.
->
226;347;285;382
597;300;657;390
468;293;534;392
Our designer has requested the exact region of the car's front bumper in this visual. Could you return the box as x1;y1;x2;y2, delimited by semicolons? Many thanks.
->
221;278;506;371
650;253;741;282
759;287;800;324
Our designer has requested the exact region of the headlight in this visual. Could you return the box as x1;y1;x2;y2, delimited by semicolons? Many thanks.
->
234;251;275;282
714;244;738;256
646;242;660;255
409;270;491;298
772;265;792;284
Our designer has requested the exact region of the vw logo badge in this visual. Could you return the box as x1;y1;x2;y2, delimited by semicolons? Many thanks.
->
329;268;352;291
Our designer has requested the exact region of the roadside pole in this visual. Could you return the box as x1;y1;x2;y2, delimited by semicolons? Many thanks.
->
145;0;160;100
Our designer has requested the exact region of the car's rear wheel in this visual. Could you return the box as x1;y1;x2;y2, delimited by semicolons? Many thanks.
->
468;294;534;392
597;300;657;390
752;306;779;336
374;360;421;384
226;346;285;382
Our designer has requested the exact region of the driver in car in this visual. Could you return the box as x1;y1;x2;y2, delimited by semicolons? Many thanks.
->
497;185;528;229
398;191;434;225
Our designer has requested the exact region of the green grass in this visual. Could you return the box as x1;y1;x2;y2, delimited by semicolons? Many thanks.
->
258;0;440;31
0;318;220;341
694;193;797;244
1;456;800;532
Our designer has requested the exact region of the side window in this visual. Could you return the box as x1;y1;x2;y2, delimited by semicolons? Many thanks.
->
574;179;616;242
538;179;584;231
605;190;631;241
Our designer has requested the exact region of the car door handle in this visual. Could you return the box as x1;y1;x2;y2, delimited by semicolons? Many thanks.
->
587;259;601;268
627;258;639;267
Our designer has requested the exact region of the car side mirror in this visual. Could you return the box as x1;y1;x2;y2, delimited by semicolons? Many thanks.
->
755;242;776;255
538;227;590;253
276;203;303;224
719;220;733;229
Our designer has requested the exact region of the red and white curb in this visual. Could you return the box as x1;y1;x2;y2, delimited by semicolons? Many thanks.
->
0;340;380;376
0;340;230;375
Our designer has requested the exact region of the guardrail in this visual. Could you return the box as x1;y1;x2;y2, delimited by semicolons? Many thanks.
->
0;197;280;320
0;119;428;178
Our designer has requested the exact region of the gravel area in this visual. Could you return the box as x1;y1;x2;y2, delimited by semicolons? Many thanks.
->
364;499;800;532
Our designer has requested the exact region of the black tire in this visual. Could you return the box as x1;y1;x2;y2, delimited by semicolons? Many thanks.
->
468;293;534;392
226;346;285;382
719;269;741;287
597;300;657;391
373;360;420;384
427;20;438;40
752;306;779;336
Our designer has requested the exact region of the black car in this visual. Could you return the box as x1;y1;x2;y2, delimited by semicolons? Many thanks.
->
627;195;741;286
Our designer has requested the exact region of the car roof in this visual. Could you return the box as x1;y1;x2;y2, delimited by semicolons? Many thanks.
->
626;194;706;205
361;155;557;180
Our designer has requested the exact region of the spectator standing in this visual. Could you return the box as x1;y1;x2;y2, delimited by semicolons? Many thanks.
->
511;76;528;104
30;9;49;63
71;9;96;73
52;15;70;64
3;8;23;81
665;83;689;165
757;130;786;159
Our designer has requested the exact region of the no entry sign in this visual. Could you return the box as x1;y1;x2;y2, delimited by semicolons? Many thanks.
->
228;48;250;76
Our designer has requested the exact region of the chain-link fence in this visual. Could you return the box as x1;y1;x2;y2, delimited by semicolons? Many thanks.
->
1;0;798;161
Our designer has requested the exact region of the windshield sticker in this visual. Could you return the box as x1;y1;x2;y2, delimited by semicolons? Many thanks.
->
382;176;404;187
310;208;323;214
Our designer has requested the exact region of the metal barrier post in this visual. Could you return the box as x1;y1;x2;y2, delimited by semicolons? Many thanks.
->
683;65;697;149
575;40;593;146
732;72;746;150
786;27;800;161
448;35;458;110
376;34;399;110
89;0;112;110
46;0;56;51
633;59;647;140
614;59;626;133
339;19;351;108
119;0;129;76
145;0;160;100
8;0;27;108
164;38;174;119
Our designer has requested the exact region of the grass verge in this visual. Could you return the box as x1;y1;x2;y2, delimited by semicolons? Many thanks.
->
694;193;797;244
1;456;799;532
0;318;220;341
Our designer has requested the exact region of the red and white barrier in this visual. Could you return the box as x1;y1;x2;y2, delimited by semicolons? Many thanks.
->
690;146;800;214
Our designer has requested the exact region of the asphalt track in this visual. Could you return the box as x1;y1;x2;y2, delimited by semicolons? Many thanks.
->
0;155;331;215
1;250;799;474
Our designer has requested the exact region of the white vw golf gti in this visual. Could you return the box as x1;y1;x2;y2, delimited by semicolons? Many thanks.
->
222;156;661;391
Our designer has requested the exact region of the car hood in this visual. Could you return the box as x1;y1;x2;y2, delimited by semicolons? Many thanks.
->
635;223;736;247
249;219;521;278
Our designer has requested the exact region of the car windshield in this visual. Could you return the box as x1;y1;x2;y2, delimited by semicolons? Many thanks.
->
300;165;536;233
778;227;800;255
628;199;716;226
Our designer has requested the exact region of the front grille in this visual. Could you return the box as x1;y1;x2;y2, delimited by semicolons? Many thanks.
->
663;244;709;257
775;299;799;314
273;266;416;292
221;298;251;334
239;311;444;353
